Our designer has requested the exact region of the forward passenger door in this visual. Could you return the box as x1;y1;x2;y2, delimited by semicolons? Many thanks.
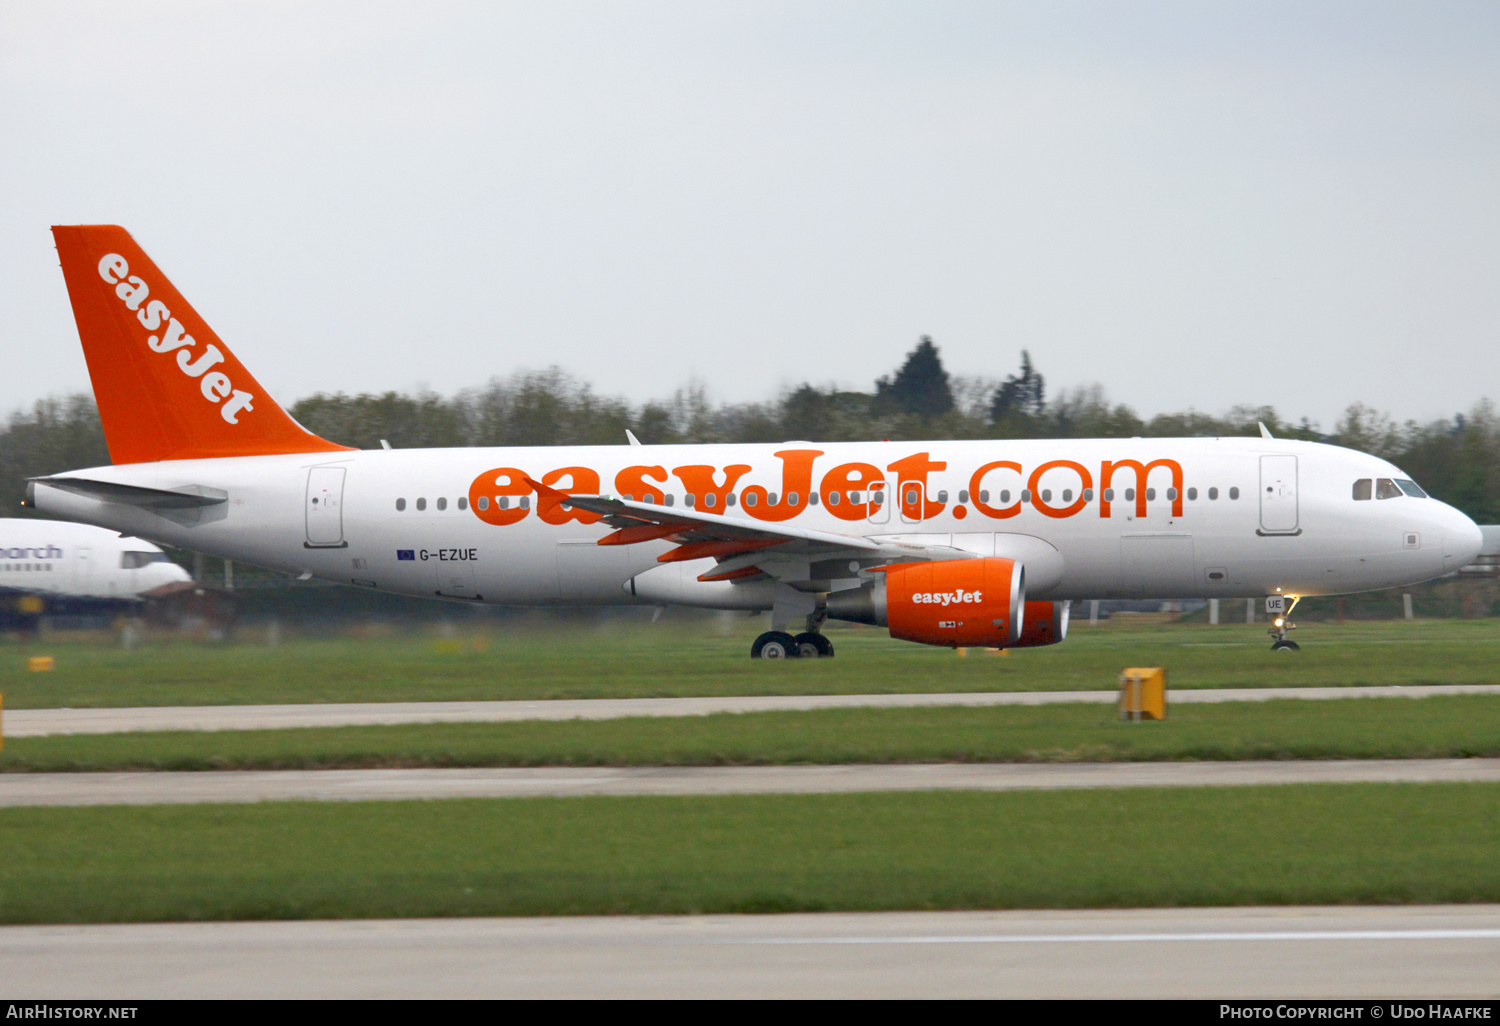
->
1259;455;1299;534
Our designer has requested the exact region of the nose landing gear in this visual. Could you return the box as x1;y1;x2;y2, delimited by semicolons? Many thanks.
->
1269;595;1301;651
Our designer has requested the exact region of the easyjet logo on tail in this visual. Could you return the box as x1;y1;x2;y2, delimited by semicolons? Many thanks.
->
97;255;256;425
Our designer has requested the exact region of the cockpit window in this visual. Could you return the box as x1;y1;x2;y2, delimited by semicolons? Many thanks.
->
1352;479;1372;501
120;551;171;569
1375;478;1403;500
1395;478;1427;498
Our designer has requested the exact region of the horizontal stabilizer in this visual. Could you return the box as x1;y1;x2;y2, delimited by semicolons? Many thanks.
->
29;477;227;509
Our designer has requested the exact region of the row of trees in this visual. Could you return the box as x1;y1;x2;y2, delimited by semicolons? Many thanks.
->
3;340;1498;522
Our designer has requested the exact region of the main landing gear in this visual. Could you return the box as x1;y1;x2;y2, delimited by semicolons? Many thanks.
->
1269;595;1302;652
752;611;836;659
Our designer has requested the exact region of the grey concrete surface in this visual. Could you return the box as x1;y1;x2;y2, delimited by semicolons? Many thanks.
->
1;905;1497;998
7;684;1497;737
1;759;1497;807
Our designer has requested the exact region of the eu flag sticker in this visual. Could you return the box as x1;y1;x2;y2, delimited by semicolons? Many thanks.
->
397;550;415;561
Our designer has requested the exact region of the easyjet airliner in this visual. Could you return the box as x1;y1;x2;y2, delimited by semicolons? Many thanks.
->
29;226;1485;657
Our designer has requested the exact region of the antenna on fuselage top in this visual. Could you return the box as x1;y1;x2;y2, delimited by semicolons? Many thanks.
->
625;429;643;447
1258;422;1273;439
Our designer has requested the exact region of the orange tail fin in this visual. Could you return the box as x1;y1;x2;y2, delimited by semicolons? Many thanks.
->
51;225;353;464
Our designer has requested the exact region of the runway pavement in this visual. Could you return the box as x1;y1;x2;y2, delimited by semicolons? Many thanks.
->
2;904;1496;997
6;683;1496;737
1;758;1496;806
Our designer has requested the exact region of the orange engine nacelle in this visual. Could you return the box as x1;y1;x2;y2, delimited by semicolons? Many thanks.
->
826;557;1025;648
1011;600;1070;648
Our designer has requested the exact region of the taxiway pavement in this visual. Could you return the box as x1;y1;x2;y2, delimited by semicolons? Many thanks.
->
6;684;1496;737
0;758;1496;806
2;904;1496;998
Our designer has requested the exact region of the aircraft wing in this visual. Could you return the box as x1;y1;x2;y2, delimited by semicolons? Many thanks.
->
563;492;885;549
552;484;979;584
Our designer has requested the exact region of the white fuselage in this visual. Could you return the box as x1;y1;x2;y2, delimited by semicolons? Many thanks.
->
0;519;190;601
31;436;1483;606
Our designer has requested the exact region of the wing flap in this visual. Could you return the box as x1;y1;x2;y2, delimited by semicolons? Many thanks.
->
556;491;888;552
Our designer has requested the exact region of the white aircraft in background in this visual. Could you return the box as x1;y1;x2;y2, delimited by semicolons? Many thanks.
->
0;518;189;605
27;226;1485;657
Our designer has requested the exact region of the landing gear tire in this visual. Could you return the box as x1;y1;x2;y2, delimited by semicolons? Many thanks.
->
1267;595;1302;653
794;632;835;658
752;631;800;659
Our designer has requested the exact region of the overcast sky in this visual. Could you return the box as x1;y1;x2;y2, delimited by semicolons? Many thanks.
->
2;1;1497;430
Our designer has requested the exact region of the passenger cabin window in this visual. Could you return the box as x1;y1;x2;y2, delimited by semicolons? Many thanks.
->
1376;478;1402;500
436;497;447;511
1353;479;1372;501
415;498;427;511
1229;487;1240;500
1208;487;1218;500
395;498;406;511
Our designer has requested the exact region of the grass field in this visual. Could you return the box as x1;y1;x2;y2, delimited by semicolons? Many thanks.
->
0;784;1493;923
4;694;1498;771
1;618;1498;708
